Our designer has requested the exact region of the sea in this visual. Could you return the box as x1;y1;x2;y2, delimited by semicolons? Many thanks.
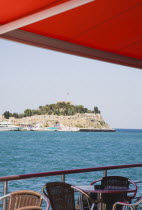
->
0;129;142;207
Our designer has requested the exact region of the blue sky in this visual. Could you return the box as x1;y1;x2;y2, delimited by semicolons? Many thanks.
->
0;38;142;129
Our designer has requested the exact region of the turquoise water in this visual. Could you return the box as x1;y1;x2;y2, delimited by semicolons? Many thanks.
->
0;129;142;205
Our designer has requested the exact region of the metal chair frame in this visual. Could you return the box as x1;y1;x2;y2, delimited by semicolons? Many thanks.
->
113;197;142;210
71;186;98;210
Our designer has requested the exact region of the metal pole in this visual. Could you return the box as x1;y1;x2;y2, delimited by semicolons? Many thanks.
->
61;175;65;182
3;181;8;210
103;170;107;177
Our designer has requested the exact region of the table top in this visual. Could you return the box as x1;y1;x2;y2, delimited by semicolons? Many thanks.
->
75;185;136;194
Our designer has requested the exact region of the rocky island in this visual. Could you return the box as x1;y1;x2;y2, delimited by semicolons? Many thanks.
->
1;102;115;132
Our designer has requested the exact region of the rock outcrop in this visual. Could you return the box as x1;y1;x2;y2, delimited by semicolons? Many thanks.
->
3;113;112;130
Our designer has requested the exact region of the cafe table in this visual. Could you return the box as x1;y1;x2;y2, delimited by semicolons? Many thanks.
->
73;185;136;210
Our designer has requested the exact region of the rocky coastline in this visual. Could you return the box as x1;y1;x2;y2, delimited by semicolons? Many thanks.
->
0;113;115;132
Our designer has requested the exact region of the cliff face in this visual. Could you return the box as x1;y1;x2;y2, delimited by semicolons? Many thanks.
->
7;113;111;129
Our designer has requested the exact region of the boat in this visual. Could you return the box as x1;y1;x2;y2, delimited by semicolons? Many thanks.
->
0;121;22;131
45;127;59;131
45;124;80;132
58;126;79;132
29;124;45;131
44;124;62;131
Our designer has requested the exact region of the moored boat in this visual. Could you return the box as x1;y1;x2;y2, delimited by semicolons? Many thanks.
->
0;121;22;131
45;127;59;131
58;126;79;132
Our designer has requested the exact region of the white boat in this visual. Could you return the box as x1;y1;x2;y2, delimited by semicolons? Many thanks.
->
58;126;79;132
0;121;22;131
29;124;45;131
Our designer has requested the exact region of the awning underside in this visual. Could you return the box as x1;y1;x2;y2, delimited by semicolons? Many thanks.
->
1;0;142;69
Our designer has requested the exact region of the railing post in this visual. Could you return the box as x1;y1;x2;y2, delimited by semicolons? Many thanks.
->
61;175;65;182
103;170;107;177
3;181;8;210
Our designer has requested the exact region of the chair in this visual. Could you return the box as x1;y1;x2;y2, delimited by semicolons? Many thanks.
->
91;176;137;202
17;207;42;210
0;190;43;210
101;176;129;188
42;182;76;210
113;197;142;210
90;176;137;210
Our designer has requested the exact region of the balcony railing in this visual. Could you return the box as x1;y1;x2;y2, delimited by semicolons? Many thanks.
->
0;163;142;210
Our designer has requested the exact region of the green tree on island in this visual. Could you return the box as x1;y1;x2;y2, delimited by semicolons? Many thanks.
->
94;106;100;114
3;111;11;119
24;109;32;117
3;102;101;118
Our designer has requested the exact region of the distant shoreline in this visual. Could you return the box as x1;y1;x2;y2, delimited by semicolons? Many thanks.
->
116;128;142;131
80;128;115;132
0;113;112;131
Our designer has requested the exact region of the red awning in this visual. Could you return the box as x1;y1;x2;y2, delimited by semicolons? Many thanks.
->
0;0;142;69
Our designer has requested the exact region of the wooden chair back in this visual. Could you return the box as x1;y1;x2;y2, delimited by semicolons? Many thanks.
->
17;207;42;210
7;190;42;210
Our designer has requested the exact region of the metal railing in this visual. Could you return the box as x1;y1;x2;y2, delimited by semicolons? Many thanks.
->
0;163;142;210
